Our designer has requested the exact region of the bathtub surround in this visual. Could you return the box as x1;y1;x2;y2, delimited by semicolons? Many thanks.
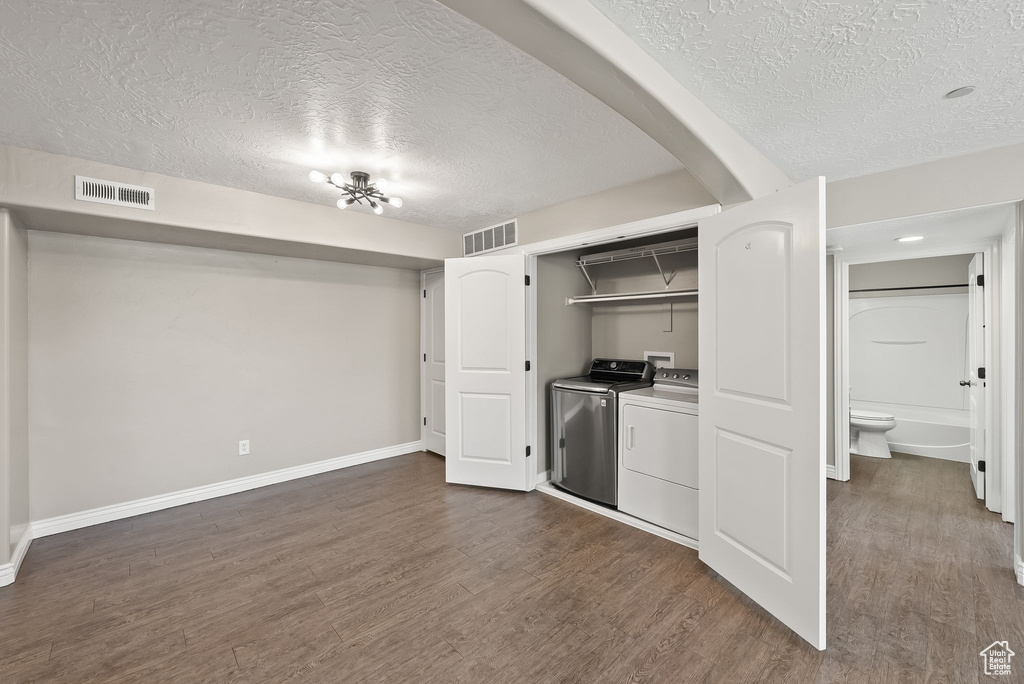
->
849;290;970;463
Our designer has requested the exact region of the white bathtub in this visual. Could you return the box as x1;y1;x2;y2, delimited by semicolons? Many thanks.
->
852;401;970;463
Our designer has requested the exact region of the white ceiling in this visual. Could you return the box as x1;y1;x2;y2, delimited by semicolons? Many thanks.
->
589;0;1024;182
826;202;1017;256
0;0;681;232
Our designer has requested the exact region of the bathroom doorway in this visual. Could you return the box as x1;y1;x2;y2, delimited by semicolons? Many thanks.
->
829;203;1018;523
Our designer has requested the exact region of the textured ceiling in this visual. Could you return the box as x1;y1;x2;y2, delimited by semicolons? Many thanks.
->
0;0;681;231
589;0;1024;181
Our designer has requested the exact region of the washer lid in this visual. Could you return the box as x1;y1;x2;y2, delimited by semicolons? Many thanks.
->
851;409;895;421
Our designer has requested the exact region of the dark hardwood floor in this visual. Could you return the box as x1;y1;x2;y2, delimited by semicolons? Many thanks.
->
0;450;1018;682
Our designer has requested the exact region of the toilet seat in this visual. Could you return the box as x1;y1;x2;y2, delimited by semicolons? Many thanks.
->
851;409;895;422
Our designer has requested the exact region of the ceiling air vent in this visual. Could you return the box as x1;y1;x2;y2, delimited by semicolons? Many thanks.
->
464;219;517;257
75;176;155;210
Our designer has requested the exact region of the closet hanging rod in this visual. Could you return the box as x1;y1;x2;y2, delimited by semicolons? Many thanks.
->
566;289;698;305
849;283;968;294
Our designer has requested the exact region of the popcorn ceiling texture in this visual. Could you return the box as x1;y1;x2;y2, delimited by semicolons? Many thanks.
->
589;0;1024;181
0;0;680;232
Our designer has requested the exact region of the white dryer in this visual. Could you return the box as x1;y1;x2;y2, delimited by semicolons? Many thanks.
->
617;368;699;540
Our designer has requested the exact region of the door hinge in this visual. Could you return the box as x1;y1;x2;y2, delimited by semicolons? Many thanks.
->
423;417;427;426
978;460;986;472
525;274;531;286
558;437;565;449
525;360;531;371
978;367;986;379
423;289;426;298
526;446;531;456
423;353;427;362
977;274;985;287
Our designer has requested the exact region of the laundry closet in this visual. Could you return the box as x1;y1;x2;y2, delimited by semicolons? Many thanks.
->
534;228;701;541
444;179;828;649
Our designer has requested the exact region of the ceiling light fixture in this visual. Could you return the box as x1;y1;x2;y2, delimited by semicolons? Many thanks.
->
311;170;403;213
944;86;976;99
895;235;924;243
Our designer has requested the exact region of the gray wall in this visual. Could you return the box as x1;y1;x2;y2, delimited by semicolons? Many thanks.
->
0;210;29;563
28;231;421;521
590;251;699;367
536;252;593;475
849;254;973;294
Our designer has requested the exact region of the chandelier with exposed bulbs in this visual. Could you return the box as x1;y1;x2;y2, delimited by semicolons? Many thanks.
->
308;170;404;214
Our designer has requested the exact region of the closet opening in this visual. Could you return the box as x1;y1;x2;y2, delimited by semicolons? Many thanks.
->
524;213;710;547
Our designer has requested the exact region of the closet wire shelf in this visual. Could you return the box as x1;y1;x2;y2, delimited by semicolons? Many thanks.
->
568;239;698;305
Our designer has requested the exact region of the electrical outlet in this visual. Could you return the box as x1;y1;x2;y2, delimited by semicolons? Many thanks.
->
239;439;250;456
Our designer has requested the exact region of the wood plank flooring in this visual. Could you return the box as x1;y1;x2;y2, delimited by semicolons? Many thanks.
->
0;450;1019;682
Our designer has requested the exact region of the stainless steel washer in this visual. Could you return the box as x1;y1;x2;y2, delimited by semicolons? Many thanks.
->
550;359;653;507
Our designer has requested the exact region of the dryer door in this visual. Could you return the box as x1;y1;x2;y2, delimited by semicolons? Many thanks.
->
621;404;698;488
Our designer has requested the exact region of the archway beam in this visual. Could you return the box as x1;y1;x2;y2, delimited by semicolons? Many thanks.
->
440;0;792;204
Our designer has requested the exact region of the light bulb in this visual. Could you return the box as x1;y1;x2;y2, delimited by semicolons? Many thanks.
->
336;198;351;209
388;197;403;208
372;203;384;215
309;170;328;183
374;178;389;190
330;172;346;186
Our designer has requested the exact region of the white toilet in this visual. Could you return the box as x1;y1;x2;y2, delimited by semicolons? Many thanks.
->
850;409;898;459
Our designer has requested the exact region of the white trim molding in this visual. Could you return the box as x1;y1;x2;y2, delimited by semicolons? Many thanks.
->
1016;553;1024;586
536;481;698;551
534;469;551;489
826;464;837;480
28;441;422;542
0;525;33;588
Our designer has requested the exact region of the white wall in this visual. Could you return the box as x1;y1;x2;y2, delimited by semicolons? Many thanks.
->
827;142;1024;229
516;169;716;245
0;210;29;564
0;144;461;271
28;231;421;521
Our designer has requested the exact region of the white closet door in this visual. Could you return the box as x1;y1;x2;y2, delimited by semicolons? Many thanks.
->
422;270;446;456
968;253;985;499
698;177;827;650
444;255;530;490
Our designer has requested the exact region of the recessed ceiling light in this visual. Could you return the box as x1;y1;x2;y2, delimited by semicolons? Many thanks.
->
944;86;975;99
895;235;925;243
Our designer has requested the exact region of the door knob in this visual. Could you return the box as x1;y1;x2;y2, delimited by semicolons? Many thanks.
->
959;380;973;387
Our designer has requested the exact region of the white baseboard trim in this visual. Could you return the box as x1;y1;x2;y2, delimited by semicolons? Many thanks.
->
533;470;551;490
535;481;698;551
1015;554;1024;586
826;464;837;480
30;441;422;541
0;525;34;588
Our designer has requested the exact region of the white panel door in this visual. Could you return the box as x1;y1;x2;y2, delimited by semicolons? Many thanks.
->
422;270;446;455
698;177;826;650
445;255;530;490
968;253;985;499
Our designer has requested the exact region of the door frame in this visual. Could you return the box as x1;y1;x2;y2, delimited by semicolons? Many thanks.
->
420;267;445;454
509;204;721;488
832;237;1009;515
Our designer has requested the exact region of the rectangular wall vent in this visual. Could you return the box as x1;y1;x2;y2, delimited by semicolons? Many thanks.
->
75;176;155;210
464;219;517;257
